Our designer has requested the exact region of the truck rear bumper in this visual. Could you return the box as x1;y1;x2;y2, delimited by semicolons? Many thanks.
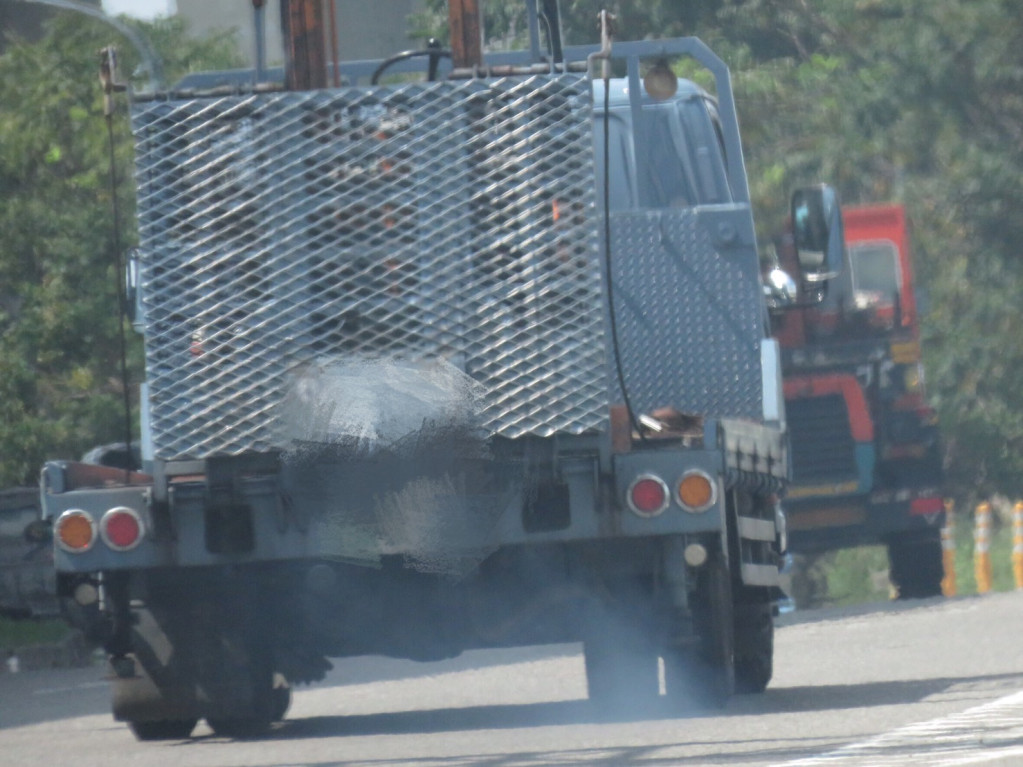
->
42;444;733;575
785;492;944;553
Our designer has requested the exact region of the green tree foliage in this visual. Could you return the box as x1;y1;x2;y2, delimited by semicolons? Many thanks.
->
0;14;241;486
414;0;712;48
700;1;1023;499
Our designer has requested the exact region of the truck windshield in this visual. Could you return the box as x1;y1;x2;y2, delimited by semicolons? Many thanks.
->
849;240;900;308
594;95;730;211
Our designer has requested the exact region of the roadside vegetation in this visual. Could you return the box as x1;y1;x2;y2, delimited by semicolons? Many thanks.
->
0;15;242;488
0;616;68;652
790;507;1020;608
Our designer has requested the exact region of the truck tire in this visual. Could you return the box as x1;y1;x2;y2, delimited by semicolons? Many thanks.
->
113;570;286;739
206;714;272;739
129;719;198;741
888;531;944;599
205;642;278;738
205;680;276;738
270;680;292;722
663;553;734;708
733;597;773;694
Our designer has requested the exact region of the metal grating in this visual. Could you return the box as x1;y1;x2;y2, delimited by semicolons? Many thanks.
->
131;75;606;460
786;394;857;483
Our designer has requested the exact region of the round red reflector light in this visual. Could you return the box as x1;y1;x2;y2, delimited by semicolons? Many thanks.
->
56;510;96;553
909;496;944;516
101;507;144;551
627;475;670;517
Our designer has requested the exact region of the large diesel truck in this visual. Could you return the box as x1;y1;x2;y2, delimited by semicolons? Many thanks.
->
39;0;840;739
771;203;945;599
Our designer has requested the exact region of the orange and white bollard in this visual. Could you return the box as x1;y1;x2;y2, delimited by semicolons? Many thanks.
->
974;501;993;594
1013;501;1023;589
941;499;956;597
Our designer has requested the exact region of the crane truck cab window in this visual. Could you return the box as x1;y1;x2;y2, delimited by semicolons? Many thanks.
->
849;240;901;310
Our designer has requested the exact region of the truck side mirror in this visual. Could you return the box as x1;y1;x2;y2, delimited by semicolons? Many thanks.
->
791;185;844;284
763;266;798;310
23;518;52;544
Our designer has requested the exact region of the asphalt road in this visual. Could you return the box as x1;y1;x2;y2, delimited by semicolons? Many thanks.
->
2;590;1023;766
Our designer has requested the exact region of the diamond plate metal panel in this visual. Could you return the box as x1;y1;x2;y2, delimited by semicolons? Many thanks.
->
131;76;606;460
608;208;764;421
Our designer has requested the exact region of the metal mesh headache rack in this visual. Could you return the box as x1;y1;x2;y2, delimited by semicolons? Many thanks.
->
132;74;607;460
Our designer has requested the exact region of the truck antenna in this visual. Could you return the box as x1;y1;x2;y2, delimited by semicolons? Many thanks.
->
100;47;135;478
22;0;164;91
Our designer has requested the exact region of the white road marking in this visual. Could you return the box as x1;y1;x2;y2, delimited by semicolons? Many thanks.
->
777;689;1023;766
32;681;108;696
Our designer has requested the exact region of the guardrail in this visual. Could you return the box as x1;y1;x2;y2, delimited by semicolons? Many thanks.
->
0;488;57;618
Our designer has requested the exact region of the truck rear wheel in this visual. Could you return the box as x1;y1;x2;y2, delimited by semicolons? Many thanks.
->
205;660;277;738
733;595;773;694
112;569;289;739
206;714;272;739
662;553;734;708
888;531;944;599
271;679;292;721
128;718;198;741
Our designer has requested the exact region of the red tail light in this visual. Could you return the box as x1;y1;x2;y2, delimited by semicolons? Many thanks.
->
101;507;145;551
627;475;669;517
909;497;944;516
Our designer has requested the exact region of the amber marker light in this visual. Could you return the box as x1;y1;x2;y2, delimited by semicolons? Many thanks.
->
677;470;716;513
56;509;97;553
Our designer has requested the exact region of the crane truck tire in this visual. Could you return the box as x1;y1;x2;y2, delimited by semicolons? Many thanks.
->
888;530;944;599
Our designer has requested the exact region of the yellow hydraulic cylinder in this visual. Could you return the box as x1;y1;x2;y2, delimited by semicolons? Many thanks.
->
974;501;993;594
941;499;956;597
1013;502;1023;589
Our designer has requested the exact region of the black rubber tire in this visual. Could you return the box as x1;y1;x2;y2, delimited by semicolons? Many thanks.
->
128;718;198;741
116;569;285;739
733;598;774;694
206;715;273;739
888;531;944;599
206;653;278;738
663;554;735;709
270;683;292;722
